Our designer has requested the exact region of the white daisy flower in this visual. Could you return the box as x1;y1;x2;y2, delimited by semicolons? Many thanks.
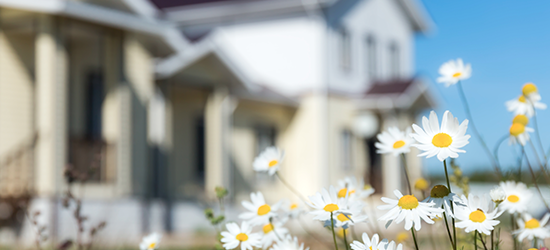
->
308;186;351;221
514;213;550;242
489;186;506;204
499;181;533;214
436;58;472;87
375;127;415;156
279;199;304;222
424;185;464;218
378;190;443;231
411;110;470;162
336;177;374;200
139;233;162;250
260;222;289;249
506;95;547;118
332;200;368;228
523;83;542;102
455;194;503;235
350;233;388;250
253;147;285;176
239;192;280;226
508;122;534;146
221;222;262;250
385;240;404;250
271;236;309;250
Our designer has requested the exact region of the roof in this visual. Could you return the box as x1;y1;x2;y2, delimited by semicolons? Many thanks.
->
151;0;238;9
365;79;415;95
356;78;437;111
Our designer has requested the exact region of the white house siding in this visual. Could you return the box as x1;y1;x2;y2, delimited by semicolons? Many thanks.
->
328;0;414;94
216;16;326;96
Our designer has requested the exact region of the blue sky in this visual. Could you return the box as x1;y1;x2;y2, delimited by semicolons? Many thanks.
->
415;0;550;176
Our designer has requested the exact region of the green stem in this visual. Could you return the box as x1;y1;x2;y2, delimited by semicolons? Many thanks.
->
411;228;420;250
443;160;457;250
491;230;494;250
456;81;502;177
343;227;350;250
400;154;412;195
475;231;478;250
478;231;489;250
522;147;550;213
531;103;548;166
529;140;550;184
331;212;339;250
443;212;455;247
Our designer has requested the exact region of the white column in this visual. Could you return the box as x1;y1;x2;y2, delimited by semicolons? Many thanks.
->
34;15;68;196
205;87;231;199
381;112;402;197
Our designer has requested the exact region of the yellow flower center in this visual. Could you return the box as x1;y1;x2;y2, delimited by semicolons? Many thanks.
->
148;243;156;249
263;224;274;234
452;72;462;78
257;204;271;215
509;123;525;137
324;204;339;212
398;195;419;210
430;185;450;198
337;213;350;222
513;114;529;126
525;218;540;229
268;160;278;168
338;188;348;198
414;178;429;190
290;203;298;210
432;133;453;148
236;233;248;241
469;209;486;223
522;83;538;96
507;194;520;203
393;140;406;149
528;248;538;250
518;95;527;103
364;184;372;190
396;232;409;243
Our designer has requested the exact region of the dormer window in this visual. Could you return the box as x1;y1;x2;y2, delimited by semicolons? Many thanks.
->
338;28;351;71
389;41;400;78
365;35;377;80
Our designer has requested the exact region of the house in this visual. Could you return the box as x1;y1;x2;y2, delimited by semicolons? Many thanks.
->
0;0;436;247
150;0;436;238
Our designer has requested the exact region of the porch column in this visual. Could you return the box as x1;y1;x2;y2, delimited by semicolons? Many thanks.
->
34;15;68;196
205;87;232;199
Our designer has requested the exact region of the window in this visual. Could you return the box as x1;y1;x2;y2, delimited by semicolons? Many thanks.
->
338;28;351;70
389;42;400;78
365;36;377;80
341;130;353;170
255;125;277;182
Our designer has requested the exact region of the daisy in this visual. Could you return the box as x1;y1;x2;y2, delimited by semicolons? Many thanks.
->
411;110;470;162
506;95;547;118
385;240;404;250
489;186;506;205
523;83;542;102
336;177;374;200
271;236;309;250
414;178;429;191
239;192;280;226
499;181;533;214
350;233;388;250
221;222;261;250
513;114;529;126
424;184;464;218
378;190;443;231
436;58;472;87
375;127;415;156
253;147;284;175
140;233;161;250
279;199;304;221
509;122;534;146
331;200;368;228
308;186;350;221
514;213;550;242
260;222;289;249
455;194;503;235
